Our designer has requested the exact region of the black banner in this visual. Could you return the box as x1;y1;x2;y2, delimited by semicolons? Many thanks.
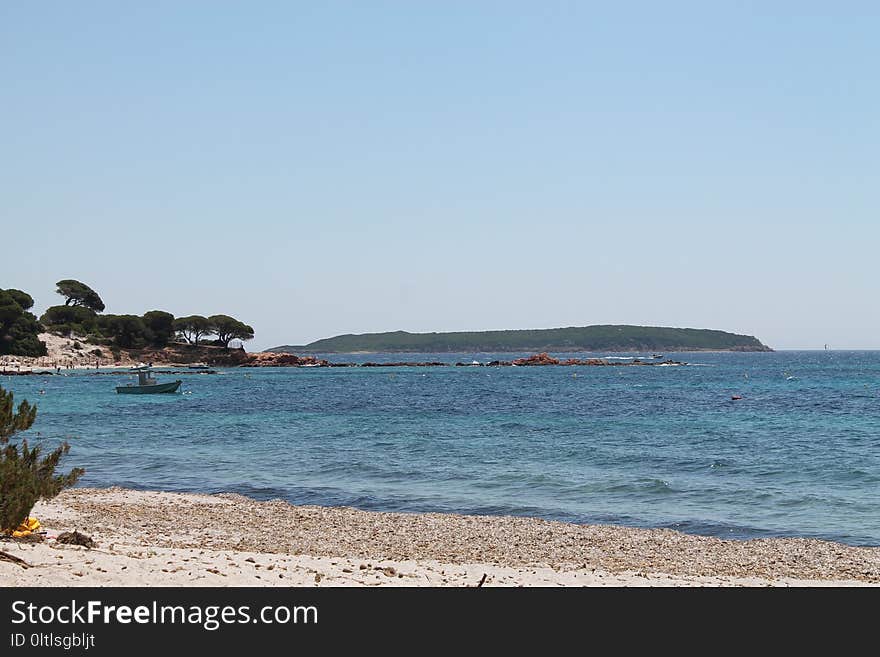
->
0;586;872;652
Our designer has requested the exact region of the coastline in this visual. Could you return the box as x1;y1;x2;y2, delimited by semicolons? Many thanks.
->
2;488;877;587
0;332;772;374
277;348;773;355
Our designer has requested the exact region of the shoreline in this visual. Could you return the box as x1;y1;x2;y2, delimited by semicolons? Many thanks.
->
275;348;774;355
2;488;878;587
0;332;770;373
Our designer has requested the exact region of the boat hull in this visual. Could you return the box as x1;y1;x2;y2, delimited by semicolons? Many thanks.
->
116;380;182;394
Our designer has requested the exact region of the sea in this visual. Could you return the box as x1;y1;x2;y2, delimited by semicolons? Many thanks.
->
4;350;879;546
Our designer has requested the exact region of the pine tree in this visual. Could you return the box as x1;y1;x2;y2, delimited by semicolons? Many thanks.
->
0;385;83;534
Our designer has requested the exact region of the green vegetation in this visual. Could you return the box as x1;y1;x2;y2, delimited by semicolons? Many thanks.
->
0;385;83;534
208;315;255;349
5;290;34;311
142;310;175;348
4;279;255;354
173;315;212;345
40;304;99;337
97;314;151;349
269;325;772;354
0;288;46;357
55;279;105;312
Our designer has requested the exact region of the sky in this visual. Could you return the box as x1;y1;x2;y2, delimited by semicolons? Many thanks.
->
2;2;878;350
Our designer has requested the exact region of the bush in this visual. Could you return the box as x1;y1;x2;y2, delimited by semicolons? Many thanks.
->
0;289;46;357
97;315;150;349
40;305;98;337
0;385;83;534
142;310;175;347
73;341;82;350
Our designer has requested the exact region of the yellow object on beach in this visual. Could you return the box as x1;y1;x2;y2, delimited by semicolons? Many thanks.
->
12;517;41;538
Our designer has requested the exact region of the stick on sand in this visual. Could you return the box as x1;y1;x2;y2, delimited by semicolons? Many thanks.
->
0;550;31;569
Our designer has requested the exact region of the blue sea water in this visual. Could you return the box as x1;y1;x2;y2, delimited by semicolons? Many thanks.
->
4;351;879;546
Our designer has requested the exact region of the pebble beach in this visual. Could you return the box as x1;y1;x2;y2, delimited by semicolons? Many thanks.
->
1;488;878;587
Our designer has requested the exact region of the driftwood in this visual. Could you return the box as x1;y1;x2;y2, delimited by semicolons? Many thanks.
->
0;550;30;569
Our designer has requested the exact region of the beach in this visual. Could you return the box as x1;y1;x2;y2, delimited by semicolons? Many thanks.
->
1;488;877;587
0;333;138;372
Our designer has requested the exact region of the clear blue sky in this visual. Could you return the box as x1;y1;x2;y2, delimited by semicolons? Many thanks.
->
2;2;878;350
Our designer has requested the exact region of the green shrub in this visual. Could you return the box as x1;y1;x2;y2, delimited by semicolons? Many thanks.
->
0;385;83;534
0;289;46;357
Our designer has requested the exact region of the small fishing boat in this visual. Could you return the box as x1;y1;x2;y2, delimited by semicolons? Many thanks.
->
652;354;663;359
116;365;182;394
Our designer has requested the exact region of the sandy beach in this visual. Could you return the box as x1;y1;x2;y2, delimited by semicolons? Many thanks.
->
0;333;138;372
1;488;877;587
0;333;222;372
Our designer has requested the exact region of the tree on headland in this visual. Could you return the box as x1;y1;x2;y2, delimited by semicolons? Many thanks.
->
97;315;150;349
40;305;99;337
173;315;213;345
0;289;46;357
4;290;34;312
208;315;254;349
55;279;105;312
142;310;175;348
0;385;83;535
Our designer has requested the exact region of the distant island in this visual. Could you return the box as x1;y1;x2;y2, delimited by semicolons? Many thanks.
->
267;325;772;354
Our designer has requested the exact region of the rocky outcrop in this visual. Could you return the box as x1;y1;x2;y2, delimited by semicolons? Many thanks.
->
232;352;688;368
361;361;446;367
128;343;251;366
560;358;608;366
512;352;560;366
241;352;329;367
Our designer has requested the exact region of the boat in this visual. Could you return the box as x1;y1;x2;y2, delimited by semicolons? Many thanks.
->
186;362;210;370
116;365;182;394
652;354;663;359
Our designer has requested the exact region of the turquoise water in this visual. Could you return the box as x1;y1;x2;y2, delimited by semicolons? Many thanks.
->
5;351;880;546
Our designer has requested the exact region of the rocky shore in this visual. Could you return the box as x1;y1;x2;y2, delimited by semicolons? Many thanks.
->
238;351;687;368
1;488;876;587
2;352;685;374
3;332;690;371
